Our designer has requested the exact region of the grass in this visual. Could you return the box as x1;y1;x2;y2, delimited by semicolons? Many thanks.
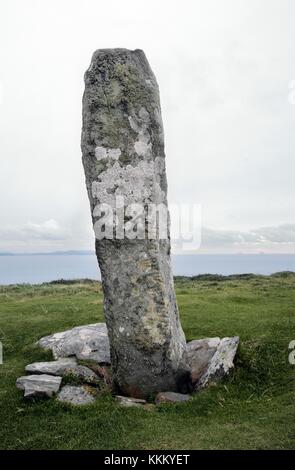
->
0;273;294;450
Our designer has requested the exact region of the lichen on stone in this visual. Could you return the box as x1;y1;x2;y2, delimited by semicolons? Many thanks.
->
82;49;190;398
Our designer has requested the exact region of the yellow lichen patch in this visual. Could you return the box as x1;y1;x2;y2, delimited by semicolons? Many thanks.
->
141;298;167;346
138;258;152;273
107;79;122;106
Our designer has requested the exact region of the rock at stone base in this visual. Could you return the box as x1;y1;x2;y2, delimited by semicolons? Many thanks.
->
116;395;146;408
35;324;239;396
187;337;220;384
155;392;191;404
90;364;113;387
187;336;239;390
37;323;110;364
63;365;101;385
25;358;77;375
57;385;97;405
16;374;62;399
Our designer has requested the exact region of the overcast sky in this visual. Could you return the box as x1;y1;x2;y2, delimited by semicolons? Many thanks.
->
0;0;295;253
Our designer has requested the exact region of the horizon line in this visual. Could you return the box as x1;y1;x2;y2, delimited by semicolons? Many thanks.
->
1;250;295;256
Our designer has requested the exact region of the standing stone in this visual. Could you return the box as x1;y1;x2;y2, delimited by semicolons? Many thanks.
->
81;49;190;398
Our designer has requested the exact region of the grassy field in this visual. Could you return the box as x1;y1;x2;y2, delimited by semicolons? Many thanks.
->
0;273;294;450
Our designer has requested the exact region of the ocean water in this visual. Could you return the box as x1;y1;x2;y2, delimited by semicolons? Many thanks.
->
0;253;294;285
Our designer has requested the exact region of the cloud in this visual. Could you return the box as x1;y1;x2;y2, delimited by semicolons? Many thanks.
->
0;219;295;254
0;219;69;241
253;224;295;243
0;0;294;255
200;223;295;251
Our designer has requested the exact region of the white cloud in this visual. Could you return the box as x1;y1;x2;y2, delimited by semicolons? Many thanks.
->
0;0;294;253
198;223;295;253
0;218;295;254
0;219;69;241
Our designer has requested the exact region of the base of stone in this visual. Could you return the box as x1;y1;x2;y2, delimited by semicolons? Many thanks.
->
16;323;239;405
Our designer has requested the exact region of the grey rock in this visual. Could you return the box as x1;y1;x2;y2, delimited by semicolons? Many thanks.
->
187;337;219;384
16;374;62;399
155;391;191;404
63;365;100;385
25;358;77;375
116;395;146;408
57;385;96;405
187;336;239;389
81;48;190;398
37;323;110;364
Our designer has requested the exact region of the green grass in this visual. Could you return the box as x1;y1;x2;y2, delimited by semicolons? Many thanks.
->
0;274;294;450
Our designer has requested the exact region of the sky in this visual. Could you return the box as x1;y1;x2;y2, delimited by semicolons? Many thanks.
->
0;0;295;253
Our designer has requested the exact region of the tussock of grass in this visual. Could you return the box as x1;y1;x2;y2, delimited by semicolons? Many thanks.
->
0;274;294;449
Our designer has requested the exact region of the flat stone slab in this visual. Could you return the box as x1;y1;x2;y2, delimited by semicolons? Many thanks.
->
63;365;100;385
187;336;239;389
34;324;239;395
116;395;146;408
37;323;110;364
16;374;62;399
155;392;191;404
57;385;96;405
25;358;77;375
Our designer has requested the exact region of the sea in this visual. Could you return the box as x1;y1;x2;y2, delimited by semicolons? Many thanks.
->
0;253;294;285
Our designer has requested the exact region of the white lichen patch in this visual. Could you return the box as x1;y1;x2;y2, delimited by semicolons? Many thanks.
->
108;148;121;160
119;327;125;333
134;139;151;157
207;338;220;348
128;116;141;133
95;146;107;160
92;158;165;206
128;107;152;158
95;146;121;161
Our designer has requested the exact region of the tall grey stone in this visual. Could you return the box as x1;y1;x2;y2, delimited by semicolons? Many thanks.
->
81;48;190;398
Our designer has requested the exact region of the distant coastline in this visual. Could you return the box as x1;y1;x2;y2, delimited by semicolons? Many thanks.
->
1;250;295;256
0;252;294;285
0;250;94;256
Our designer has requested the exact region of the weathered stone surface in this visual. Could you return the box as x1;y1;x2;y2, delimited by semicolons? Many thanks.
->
34;323;239;395
116;395;146;408
37;323;110;364
155;391;191;404
187;336;239;389
16;374;62;399
25;358;77;375
187;338;219;384
57;385;96;405
91;364;113;388
81;48;190;398
63;365;101;385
